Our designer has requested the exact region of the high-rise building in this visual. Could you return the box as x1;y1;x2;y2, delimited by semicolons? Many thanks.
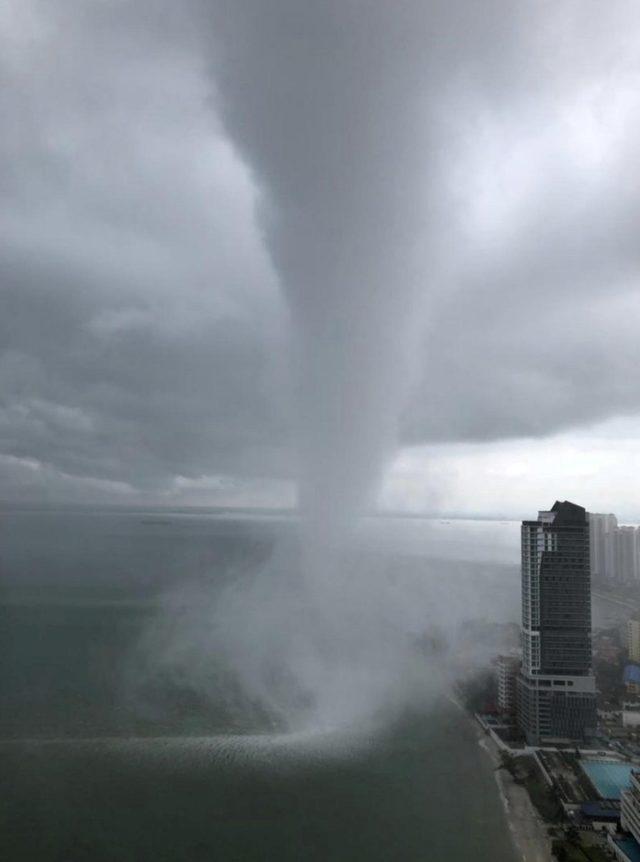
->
589;513;640;582
589;513;617;580
618;527;639;584
517;501;597;744
628;620;640;664
604;522;618;580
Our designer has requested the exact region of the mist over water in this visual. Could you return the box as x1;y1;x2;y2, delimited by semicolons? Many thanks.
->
126;524;516;736
1;510;520;860
0;509;520;741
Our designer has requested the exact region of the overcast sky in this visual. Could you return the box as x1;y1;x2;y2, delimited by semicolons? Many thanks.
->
2;0;640;518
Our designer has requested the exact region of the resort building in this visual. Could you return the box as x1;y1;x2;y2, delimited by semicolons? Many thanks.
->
517;501;597;745
496;654;520;715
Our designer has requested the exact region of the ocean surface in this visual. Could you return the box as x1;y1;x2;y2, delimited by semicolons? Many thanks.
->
0;507;525;861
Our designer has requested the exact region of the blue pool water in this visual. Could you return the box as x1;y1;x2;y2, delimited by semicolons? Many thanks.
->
613;839;640;862
581;760;634;799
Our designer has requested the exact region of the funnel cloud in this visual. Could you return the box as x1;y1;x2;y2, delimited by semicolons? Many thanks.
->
127;1;537;729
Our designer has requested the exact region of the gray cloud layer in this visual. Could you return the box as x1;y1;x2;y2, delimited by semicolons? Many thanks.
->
1;0;640;500
0;0;287;497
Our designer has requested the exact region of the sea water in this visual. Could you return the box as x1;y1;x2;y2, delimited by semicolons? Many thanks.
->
0;507;519;861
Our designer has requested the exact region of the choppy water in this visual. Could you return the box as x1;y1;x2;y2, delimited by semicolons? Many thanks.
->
0;507;519;861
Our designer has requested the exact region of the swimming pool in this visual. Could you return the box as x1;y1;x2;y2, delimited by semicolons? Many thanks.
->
581;760;634;799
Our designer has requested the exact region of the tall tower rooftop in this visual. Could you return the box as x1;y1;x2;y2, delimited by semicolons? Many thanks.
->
550;500;587;523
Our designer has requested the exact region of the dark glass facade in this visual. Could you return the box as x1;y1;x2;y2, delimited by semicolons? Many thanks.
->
538;502;592;675
517;501;597;744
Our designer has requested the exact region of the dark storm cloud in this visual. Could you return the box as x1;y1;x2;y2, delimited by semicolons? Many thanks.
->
404;22;640;444
0;0;287;496
1;0;640;500
204;0;640;521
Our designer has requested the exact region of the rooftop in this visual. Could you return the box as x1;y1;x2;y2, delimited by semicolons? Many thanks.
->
580;800;620;821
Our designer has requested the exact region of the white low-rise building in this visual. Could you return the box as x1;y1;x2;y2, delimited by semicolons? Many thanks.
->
623;704;640;728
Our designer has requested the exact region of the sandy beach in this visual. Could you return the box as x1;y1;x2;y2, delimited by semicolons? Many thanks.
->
475;725;552;862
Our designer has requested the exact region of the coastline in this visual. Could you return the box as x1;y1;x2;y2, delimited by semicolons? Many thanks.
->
472;720;551;862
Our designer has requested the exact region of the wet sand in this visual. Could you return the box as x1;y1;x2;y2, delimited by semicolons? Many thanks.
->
476;726;551;862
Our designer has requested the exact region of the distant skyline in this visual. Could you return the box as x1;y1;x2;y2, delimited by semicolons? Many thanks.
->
3;412;640;521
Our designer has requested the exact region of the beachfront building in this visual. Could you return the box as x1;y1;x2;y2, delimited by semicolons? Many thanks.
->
517;501;597;745
496;654;520;715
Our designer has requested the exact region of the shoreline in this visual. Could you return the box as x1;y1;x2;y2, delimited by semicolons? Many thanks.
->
472;719;552;862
